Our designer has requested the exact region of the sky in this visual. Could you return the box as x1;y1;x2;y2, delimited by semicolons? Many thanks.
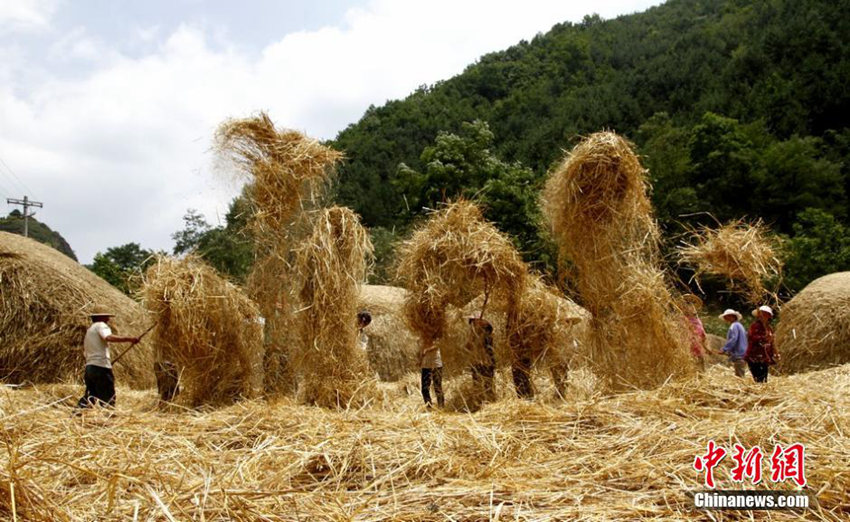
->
0;0;664;263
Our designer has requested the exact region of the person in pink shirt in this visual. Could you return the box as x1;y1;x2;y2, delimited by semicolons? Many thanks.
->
682;294;707;371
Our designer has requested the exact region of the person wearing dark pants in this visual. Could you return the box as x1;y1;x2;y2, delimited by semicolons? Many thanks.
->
76;308;139;409
747;362;769;383
745;305;778;384
512;356;534;399
420;341;444;408
468;317;496;400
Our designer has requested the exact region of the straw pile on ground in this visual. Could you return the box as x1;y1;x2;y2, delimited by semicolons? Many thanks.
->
140;255;263;406
2;363;846;520
215;113;341;395
678;219;783;303
776;272;850;374
0;231;154;388
542;132;693;390
357;285;420;381
293;207;374;407
395;201;529;377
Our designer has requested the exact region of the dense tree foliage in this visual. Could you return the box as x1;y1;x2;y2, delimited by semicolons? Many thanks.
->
87;243;156;295
170;196;254;283
331;0;849;291
0;210;77;260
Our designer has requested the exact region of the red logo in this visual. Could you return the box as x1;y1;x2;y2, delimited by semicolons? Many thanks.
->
694;441;806;488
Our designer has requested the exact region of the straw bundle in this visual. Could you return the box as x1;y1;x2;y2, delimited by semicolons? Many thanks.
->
215;113;340;243
542;132;694;390
215;113;342;395
140;255;263;406
510;274;589;396
2;364;847;520
293;207;374;407
396;200;527;355
776;272;850;374
0;231;153;388
678;219;783;303
358;285;420;381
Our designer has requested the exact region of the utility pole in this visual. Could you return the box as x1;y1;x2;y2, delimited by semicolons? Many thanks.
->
6;196;43;238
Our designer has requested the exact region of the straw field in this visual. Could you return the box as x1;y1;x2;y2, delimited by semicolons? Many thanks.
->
1;363;846;520
776;272;850;374
140;255;264;406
0;231;154;389
542;132;694;390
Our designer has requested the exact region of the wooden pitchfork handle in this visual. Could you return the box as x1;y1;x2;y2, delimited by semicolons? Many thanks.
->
112;322;157;365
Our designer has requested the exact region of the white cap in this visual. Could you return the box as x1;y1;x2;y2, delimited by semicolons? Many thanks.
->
752;305;774;317
718;309;742;321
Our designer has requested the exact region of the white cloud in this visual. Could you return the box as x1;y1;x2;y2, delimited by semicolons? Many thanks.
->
0;0;59;32
0;0;663;263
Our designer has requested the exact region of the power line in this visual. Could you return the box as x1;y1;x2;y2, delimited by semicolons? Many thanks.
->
0;155;36;198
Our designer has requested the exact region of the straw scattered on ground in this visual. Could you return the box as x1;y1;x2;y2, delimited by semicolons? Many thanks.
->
542;132;694;390
0;231;154;388
293;207;375;408
140;255;263;406
678;219;783;304
776;271;850;374
1;363;846;520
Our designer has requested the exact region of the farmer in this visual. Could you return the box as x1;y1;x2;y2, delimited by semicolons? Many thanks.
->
76;309;140;408
468;316;496;400
745;305;779;383
682;294;707;371
357;311;372;351
717;309;748;377
419;339;444;408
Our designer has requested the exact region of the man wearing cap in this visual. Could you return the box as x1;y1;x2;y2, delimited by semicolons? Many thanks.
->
744;305;779;383
76;309;140;408
718;309;748;378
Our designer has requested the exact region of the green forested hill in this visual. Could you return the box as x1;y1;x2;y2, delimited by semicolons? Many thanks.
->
332;0;849;242
0;210;77;260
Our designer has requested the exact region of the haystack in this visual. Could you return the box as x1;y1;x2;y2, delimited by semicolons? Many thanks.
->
0;231;153;388
678;219;783;303
293;207;374;407
140;255;263;406
358;285;420;381
396;201;535;392
776;272;850;374
215;112;342;395
542;132;694;390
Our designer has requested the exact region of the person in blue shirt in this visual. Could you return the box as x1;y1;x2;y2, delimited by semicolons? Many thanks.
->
717;309;748;377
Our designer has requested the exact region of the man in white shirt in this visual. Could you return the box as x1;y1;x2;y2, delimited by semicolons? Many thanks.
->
76;308;139;408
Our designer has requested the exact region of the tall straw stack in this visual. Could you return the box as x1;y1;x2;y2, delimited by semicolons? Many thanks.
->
542;132;693;390
140;255;263;406
776;271;850;374
678;219;783;304
0;231;154;388
215;113;342;395
395;201;528;381
293;206;374;407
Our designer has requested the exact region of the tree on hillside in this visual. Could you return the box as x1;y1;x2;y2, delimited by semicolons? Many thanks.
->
88;243;155;295
395;120;549;264
0;210;77;260
170;195;253;282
